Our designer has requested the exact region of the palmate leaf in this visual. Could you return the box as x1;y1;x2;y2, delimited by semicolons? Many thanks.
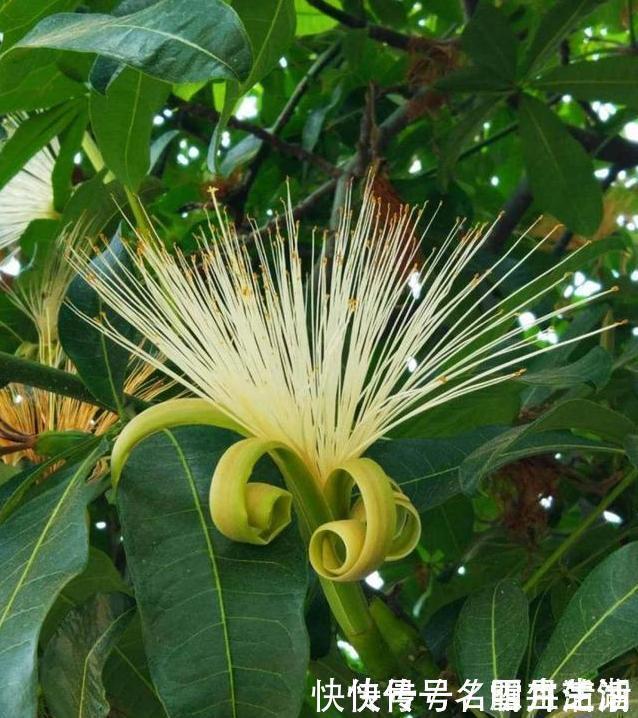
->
11;0;253;85
117;424;308;718
0;444;104;718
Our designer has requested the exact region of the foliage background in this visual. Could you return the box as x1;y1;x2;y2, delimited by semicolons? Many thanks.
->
1;0;638;716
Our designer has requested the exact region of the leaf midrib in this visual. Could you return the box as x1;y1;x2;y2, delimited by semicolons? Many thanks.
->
164;430;237;718
0;450;95;632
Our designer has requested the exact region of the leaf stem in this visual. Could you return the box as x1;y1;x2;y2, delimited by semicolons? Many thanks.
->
523;468;637;594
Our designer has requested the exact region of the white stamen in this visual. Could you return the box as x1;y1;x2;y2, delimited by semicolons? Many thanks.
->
68;184;617;482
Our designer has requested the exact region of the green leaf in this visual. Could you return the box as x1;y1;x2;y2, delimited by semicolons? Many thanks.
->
208;0;296;173
104;615;169;718
454;579;529;717
518;94;602;235
520;346;612;391
436;66;513;94
13;0;253;84
233;0;296;90
459;399;633;492
52;105;88;210
421;495;474;562
461;2;517;82
533;57;638;108
367;426;505;511
521;0;603;76
41;593;136;718
439;97;500;187
0;48;86;113
117;425;309;718
42;547;133;645
0;0;80;49
533;542;638;685
90;67;170;191
59;235;136;412
0;101;83;191
295;0;338;35
0;446;103;718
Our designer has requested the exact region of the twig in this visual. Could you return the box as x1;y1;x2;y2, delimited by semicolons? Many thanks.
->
238;178;339;242
305;0;454;52
182;103;341;179
523;468;637;594
487;180;533;251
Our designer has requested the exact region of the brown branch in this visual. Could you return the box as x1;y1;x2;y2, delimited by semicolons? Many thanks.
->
182;103;341;179
305;0;454;52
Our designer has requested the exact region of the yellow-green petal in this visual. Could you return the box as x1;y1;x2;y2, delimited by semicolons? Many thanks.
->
110;398;244;489
210;437;293;545
309;457;396;582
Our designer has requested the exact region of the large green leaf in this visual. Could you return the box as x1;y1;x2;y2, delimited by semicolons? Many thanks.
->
461;2;517;81
90;66;169;191
459;399;632;491
0;446;103;718
454;579;529;717
104;615;169;718
533;543;638;685
233;0;295;90
534;56;638;108
41;592;136;718
117;425;309;718
13;0;253;84
518;94;602;235
0;0;79;49
59;235;136;412
421;495;474;562
521;0;603;76
0;100;83;191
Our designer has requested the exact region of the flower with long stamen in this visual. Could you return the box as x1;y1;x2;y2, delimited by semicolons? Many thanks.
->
0;241;164;466
67;183;619;584
0;117;58;253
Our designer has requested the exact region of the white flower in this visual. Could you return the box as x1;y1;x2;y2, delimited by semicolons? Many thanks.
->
69;184;617;482
0;118;58;253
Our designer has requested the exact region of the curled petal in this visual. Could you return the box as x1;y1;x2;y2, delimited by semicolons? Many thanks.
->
110;398;244;489
210;437;293;545
309;458;396;582
351;487;421;562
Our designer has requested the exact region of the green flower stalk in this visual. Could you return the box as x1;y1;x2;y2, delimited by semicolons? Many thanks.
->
67;184;617;667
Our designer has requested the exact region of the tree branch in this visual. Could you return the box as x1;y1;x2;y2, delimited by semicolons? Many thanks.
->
181;102;341;179
305;0;454;52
